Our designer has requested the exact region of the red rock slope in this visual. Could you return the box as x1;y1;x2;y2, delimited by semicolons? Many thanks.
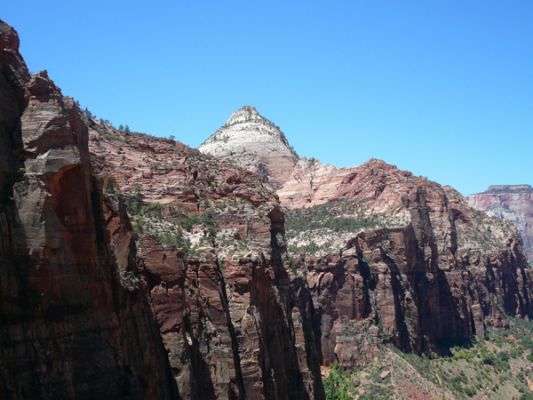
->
88;121;325;399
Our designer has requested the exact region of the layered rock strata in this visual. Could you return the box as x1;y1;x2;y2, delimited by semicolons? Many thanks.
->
468;185;533;262
202;107;533;369
89;121;324;399
286;164;533;366
199;106;299;189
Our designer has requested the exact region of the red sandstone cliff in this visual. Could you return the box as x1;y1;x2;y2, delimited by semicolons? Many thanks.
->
3;16;532;398
0;21;178;399
89;122;325;399
201;107;533;368
1;21;325;400
286;160;533;367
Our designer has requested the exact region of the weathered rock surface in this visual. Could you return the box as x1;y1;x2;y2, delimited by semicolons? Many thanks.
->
468;185;533;262
0;20;178;399
202;106;533;369
199;106;299;189
298;221;533;368
4;19;532;398
89;121;324;399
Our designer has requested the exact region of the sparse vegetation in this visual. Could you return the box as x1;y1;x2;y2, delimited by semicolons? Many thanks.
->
123;184;144;215
111;184;219;255
284;200;407;256
103;176;117;195
326;318;533;399
181;212;217;236
324;365;358;400
154;231;191;251
117;124;131;134
288;241;323;255
285;200;384;236
83;107;95;119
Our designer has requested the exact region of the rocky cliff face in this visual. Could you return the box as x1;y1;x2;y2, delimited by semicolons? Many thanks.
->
0;21;178;399
4;18;532;398
89;121;324;399
199;106;299;189
468;185;533;262
287;161;533;367
202;106;533;368
1;22;325;399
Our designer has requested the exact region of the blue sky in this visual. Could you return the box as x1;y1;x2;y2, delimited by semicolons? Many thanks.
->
3;0;532;195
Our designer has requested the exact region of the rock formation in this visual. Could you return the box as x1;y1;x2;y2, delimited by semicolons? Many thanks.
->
202;106;533;368
3;16;533;398
0;20;178;399
468;185;533;262
89;121;324;399
199;106;299;189
1;21;325;400
285;160;533;367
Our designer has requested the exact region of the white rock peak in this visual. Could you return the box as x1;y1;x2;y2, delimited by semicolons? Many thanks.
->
225;105;265;126
199;105;299;188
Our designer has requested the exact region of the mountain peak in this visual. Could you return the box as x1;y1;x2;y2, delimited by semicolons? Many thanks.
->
226;105;263;126
199;106;298;188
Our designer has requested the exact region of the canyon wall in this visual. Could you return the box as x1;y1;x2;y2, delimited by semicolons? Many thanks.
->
201;106;533;368
3;17;532;398
1;21;325;399
89;122;325;399
0;21;178;399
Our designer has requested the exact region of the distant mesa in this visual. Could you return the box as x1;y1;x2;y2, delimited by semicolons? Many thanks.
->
468;184;533;262
485;184;533;193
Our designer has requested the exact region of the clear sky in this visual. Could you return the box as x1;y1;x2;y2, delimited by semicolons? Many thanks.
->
3;1;532;195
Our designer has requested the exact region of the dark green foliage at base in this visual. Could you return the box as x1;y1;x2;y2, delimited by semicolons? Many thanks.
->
324;365;358;400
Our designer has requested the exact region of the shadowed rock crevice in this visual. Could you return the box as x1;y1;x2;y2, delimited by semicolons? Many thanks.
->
215;257;246;400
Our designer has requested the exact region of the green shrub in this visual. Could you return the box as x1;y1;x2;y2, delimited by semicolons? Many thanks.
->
324;365;357;400
104;176;117;195
123;185;143;214
291;241;322;255
463;386;477;397
181;212;217;237
480;349;497;366
499;351;510;363
142;202;163;218
155;231;191;252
